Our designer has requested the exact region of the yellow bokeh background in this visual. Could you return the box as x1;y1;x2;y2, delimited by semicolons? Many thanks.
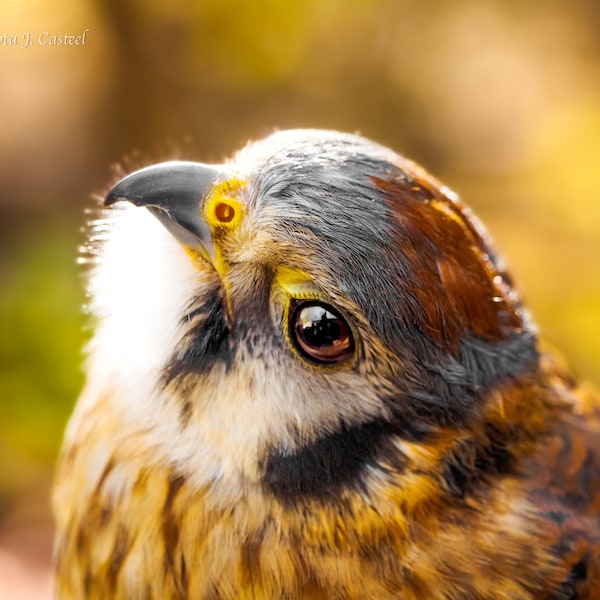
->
0;1;599;595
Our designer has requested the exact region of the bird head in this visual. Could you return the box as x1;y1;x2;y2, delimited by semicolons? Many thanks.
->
87;129;538;504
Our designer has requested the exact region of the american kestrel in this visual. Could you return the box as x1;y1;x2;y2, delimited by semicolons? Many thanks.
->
54;129;600;599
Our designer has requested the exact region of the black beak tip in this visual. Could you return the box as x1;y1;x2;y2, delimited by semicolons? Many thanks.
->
103;177;142;208
103;188;122;208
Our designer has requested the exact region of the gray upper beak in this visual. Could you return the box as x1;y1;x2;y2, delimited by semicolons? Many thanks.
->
104;161;223;260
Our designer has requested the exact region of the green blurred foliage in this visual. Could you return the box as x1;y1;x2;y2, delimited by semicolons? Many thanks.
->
0;221;86;500
0;0;599;532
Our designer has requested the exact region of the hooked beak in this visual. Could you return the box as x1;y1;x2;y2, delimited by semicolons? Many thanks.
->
104;161;223;262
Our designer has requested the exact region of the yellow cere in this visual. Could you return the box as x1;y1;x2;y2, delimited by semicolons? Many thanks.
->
203;178;246;229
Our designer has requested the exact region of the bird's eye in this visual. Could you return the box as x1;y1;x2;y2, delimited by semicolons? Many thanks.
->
288;300;354;365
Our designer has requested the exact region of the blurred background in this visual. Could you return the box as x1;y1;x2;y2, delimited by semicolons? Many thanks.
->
1;0;599;596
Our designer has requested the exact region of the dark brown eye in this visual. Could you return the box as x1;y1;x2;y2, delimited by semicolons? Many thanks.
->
289;300;354;365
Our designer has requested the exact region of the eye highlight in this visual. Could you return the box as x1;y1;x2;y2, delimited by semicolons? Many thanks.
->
288;300;355;366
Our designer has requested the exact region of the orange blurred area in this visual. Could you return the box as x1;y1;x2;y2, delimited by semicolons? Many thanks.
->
1;1;599;595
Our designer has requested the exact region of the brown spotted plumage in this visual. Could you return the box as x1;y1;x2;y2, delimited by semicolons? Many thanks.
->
54;129;600;598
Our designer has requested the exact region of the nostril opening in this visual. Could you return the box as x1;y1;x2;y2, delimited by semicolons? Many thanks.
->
215;202;236;223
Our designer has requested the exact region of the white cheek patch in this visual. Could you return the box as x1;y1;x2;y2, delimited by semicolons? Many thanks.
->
144;354;391;502
86;205;203;397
